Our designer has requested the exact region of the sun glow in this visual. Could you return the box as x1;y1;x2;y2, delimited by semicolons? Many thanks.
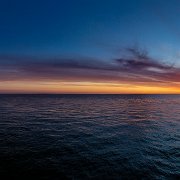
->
0;81;179;94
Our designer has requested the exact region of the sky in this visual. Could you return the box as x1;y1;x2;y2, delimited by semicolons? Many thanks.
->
0;0;180;94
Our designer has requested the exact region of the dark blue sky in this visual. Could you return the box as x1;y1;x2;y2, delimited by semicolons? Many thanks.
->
0;0;180;61
0;0;180;93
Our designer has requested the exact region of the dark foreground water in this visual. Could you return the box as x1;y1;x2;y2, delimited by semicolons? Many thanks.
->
0;95;179;179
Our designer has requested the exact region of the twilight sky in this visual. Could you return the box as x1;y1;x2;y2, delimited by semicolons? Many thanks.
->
0;0;180;93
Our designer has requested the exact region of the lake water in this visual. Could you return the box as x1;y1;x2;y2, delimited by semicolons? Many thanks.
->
0;95;179;179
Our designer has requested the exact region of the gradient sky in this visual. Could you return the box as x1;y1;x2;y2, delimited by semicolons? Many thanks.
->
0;0;180;93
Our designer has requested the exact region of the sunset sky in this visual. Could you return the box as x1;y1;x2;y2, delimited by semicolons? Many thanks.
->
0;0;180;94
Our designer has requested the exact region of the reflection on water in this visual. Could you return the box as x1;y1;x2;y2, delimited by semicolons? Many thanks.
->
0;95;179;179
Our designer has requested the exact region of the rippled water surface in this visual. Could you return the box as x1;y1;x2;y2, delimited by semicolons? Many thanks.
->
0;95;179;179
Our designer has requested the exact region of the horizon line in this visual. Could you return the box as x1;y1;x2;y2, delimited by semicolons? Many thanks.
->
0;93;179;95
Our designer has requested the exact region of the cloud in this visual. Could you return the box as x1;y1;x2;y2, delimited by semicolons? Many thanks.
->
0;47;179;87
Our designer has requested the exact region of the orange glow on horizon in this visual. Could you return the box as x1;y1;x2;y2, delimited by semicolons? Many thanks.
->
0;81;179;94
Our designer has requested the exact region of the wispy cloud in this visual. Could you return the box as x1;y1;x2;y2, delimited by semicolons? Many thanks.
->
0;47;179;87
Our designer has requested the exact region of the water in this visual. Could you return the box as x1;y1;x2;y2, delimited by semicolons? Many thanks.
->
0;95;179;179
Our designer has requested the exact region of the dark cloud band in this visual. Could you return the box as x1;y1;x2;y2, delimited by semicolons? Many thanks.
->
0;47;179;87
